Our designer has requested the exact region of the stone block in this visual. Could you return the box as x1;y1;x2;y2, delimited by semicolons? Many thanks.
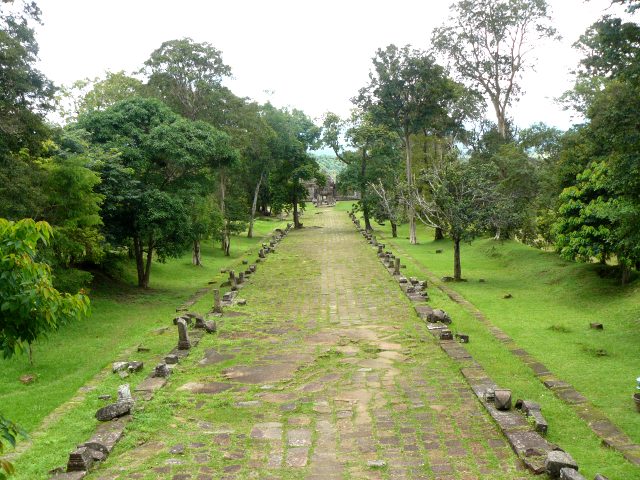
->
95;401;132;422
67;447;93;472
545;451;578;479
559;467;586;480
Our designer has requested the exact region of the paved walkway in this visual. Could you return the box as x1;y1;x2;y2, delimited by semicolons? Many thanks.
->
93;209;529;479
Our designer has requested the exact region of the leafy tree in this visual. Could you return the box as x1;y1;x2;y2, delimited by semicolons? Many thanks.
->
413;161;496;280
143;37;232;121
79;98;236;285
433;0;558;138
0;413;24;479
56;71;146;124
0;0;54;157
0;219;89;362
264;105;321;229
356;44;474;244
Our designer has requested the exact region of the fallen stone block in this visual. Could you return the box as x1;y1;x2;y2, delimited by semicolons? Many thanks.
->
66;447;93;472
560;467;586;480
95;401;133;422
545;451;578;479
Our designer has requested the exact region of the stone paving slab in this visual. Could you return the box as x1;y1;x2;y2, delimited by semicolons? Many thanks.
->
89;209;531;479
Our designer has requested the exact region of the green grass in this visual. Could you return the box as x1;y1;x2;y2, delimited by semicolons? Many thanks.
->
0;216;286;476
340;201;640;478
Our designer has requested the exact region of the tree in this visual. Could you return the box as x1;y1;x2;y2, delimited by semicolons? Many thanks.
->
264;105;321;229
0;412;24;479
79;98;236;285
413;161;496;280
56;71;146;124
0;0;54;157
356;44;474;244
0;219;89;362
143;37;232;121
323;110;397;232
433;0;558;139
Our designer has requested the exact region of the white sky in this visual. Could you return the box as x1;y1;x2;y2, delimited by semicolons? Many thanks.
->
35;0;627;130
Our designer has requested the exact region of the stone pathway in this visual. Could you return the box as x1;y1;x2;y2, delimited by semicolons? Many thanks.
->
91;209;530;479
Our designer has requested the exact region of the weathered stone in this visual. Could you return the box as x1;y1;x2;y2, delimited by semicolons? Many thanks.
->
504;293;513;299
117;384;133;402
559;467;586;480
287;429;312;447
153;363;171;378
258;249;266;258
429;308;452;324
50;471;86;480
439;329;453;341
494;389;512;410
204;320;217;333
80;417;128;455
213;289;222;313
137;345;150;353
545;451;578;478
367;460;387;468
590;323;604;330
117;370;129;379
594;474;610;480
127;361;143;373
393;257;400;275
98;394;111;400
237;299;247;306
456;333;469;343
112;362;128;373
19;373;36;384
95;401;132;421
177;318;191;350
66;447;94;472
165;354;179;364
242;259;248;265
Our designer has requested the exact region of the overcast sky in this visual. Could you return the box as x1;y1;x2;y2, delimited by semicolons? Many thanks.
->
35;0;627;130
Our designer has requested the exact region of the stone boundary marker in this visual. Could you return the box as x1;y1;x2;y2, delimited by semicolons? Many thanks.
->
348;212;608;479
49;224;293;479
389;237;640;469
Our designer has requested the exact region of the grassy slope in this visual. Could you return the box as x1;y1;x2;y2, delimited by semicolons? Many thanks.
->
336;201;640;479
0;217;285;477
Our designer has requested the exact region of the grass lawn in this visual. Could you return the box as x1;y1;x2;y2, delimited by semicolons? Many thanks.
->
0;216;286;476
336;201;640;478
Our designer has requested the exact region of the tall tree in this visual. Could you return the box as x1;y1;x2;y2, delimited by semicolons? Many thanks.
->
356;45;468;244
433;0;558;139
0;0;54;156
79;98;236;286
143;37;231;121
265;105;322;228
413;160;496;280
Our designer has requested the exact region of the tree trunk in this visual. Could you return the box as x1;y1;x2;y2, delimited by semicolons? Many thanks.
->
293;198;302;229
223;220;231;256
248;172;264;238
405;129;417;244
133;235;146;288
360;150;372;231
434;227;444;241
28;343;33;365
391;221;397;238
142;236;153;289
192;239;202;266
453;237;462;281
363;208;372;231
492;98;508;140
220;171;229;254
621;263;631;285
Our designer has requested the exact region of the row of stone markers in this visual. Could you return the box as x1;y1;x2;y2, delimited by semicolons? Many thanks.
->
347;211;609;480
50;224;292;480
